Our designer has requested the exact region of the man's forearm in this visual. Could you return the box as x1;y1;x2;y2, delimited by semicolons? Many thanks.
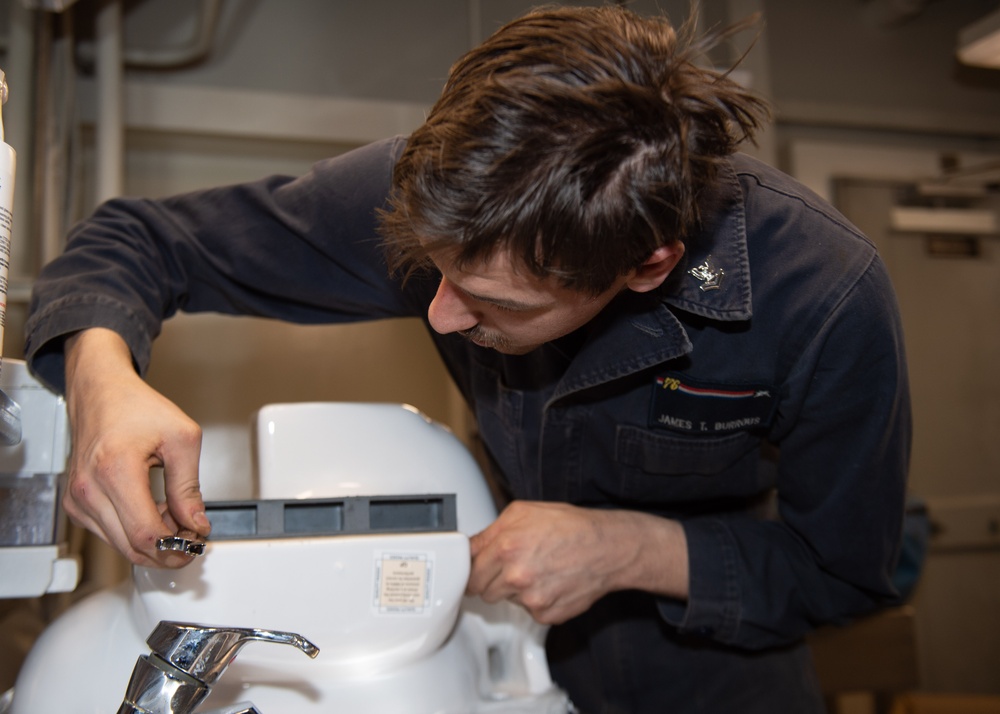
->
65;327;135;393
601;509;689;600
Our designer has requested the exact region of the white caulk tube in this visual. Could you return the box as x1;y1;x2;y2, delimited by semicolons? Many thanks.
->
0;68;14;376
0;68;20;446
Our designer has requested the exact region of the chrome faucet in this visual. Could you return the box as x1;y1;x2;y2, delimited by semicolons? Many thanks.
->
116;621;320;714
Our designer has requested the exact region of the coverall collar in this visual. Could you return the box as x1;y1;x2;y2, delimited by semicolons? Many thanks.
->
661;157;753;323
552;158;752;402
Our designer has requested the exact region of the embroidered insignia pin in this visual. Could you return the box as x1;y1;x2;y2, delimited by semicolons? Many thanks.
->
688;256;725;291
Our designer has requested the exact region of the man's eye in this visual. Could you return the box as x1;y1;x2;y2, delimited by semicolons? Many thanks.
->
491;303;517;313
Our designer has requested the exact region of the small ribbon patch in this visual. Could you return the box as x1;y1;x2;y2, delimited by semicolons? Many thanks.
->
649;373;776;434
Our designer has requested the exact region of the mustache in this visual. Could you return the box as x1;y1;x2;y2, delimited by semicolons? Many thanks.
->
459;325;513;351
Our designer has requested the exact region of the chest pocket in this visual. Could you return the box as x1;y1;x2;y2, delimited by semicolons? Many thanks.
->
614;425;766;503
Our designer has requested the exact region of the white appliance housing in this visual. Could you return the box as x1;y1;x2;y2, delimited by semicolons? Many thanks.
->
9;402;571;714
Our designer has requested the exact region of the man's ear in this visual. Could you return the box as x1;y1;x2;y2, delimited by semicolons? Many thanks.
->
625;242;685;293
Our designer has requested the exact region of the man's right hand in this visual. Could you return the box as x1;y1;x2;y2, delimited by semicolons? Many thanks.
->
63;328;210;567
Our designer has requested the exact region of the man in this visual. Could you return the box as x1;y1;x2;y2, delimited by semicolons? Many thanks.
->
25;6;910;713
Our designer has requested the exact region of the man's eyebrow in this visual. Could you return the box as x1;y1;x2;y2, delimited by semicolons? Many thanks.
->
461;287;544;311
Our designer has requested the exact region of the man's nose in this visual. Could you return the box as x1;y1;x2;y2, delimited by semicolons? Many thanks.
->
428;277;480;335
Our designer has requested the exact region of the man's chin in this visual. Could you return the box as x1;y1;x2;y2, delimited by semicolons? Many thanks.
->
462;332;539;355
492;343;539;356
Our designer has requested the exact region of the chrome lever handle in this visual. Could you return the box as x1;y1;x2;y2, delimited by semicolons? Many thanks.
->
156;530;206;557
147;621;319;685
117;622;319;714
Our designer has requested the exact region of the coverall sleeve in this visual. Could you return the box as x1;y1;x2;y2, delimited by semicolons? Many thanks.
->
25;137;416;393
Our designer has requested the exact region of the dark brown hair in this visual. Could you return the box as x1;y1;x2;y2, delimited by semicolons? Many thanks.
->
378;5;769;294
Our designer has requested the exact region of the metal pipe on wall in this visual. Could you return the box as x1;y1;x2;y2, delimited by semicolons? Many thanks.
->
37;10;78;271
94;0;124;204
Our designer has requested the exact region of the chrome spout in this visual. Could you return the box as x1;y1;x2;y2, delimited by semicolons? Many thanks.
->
117;621;319;714
0;388;21;446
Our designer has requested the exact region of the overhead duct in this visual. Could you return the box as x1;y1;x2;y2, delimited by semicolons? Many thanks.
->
957;5;1000;69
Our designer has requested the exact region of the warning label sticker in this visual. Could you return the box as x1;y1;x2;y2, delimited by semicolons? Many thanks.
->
373;552;433;615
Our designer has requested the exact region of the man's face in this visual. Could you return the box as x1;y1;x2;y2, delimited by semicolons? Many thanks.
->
426;249;631;355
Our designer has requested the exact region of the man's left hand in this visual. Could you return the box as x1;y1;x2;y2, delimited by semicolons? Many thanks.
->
466;500;689;625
